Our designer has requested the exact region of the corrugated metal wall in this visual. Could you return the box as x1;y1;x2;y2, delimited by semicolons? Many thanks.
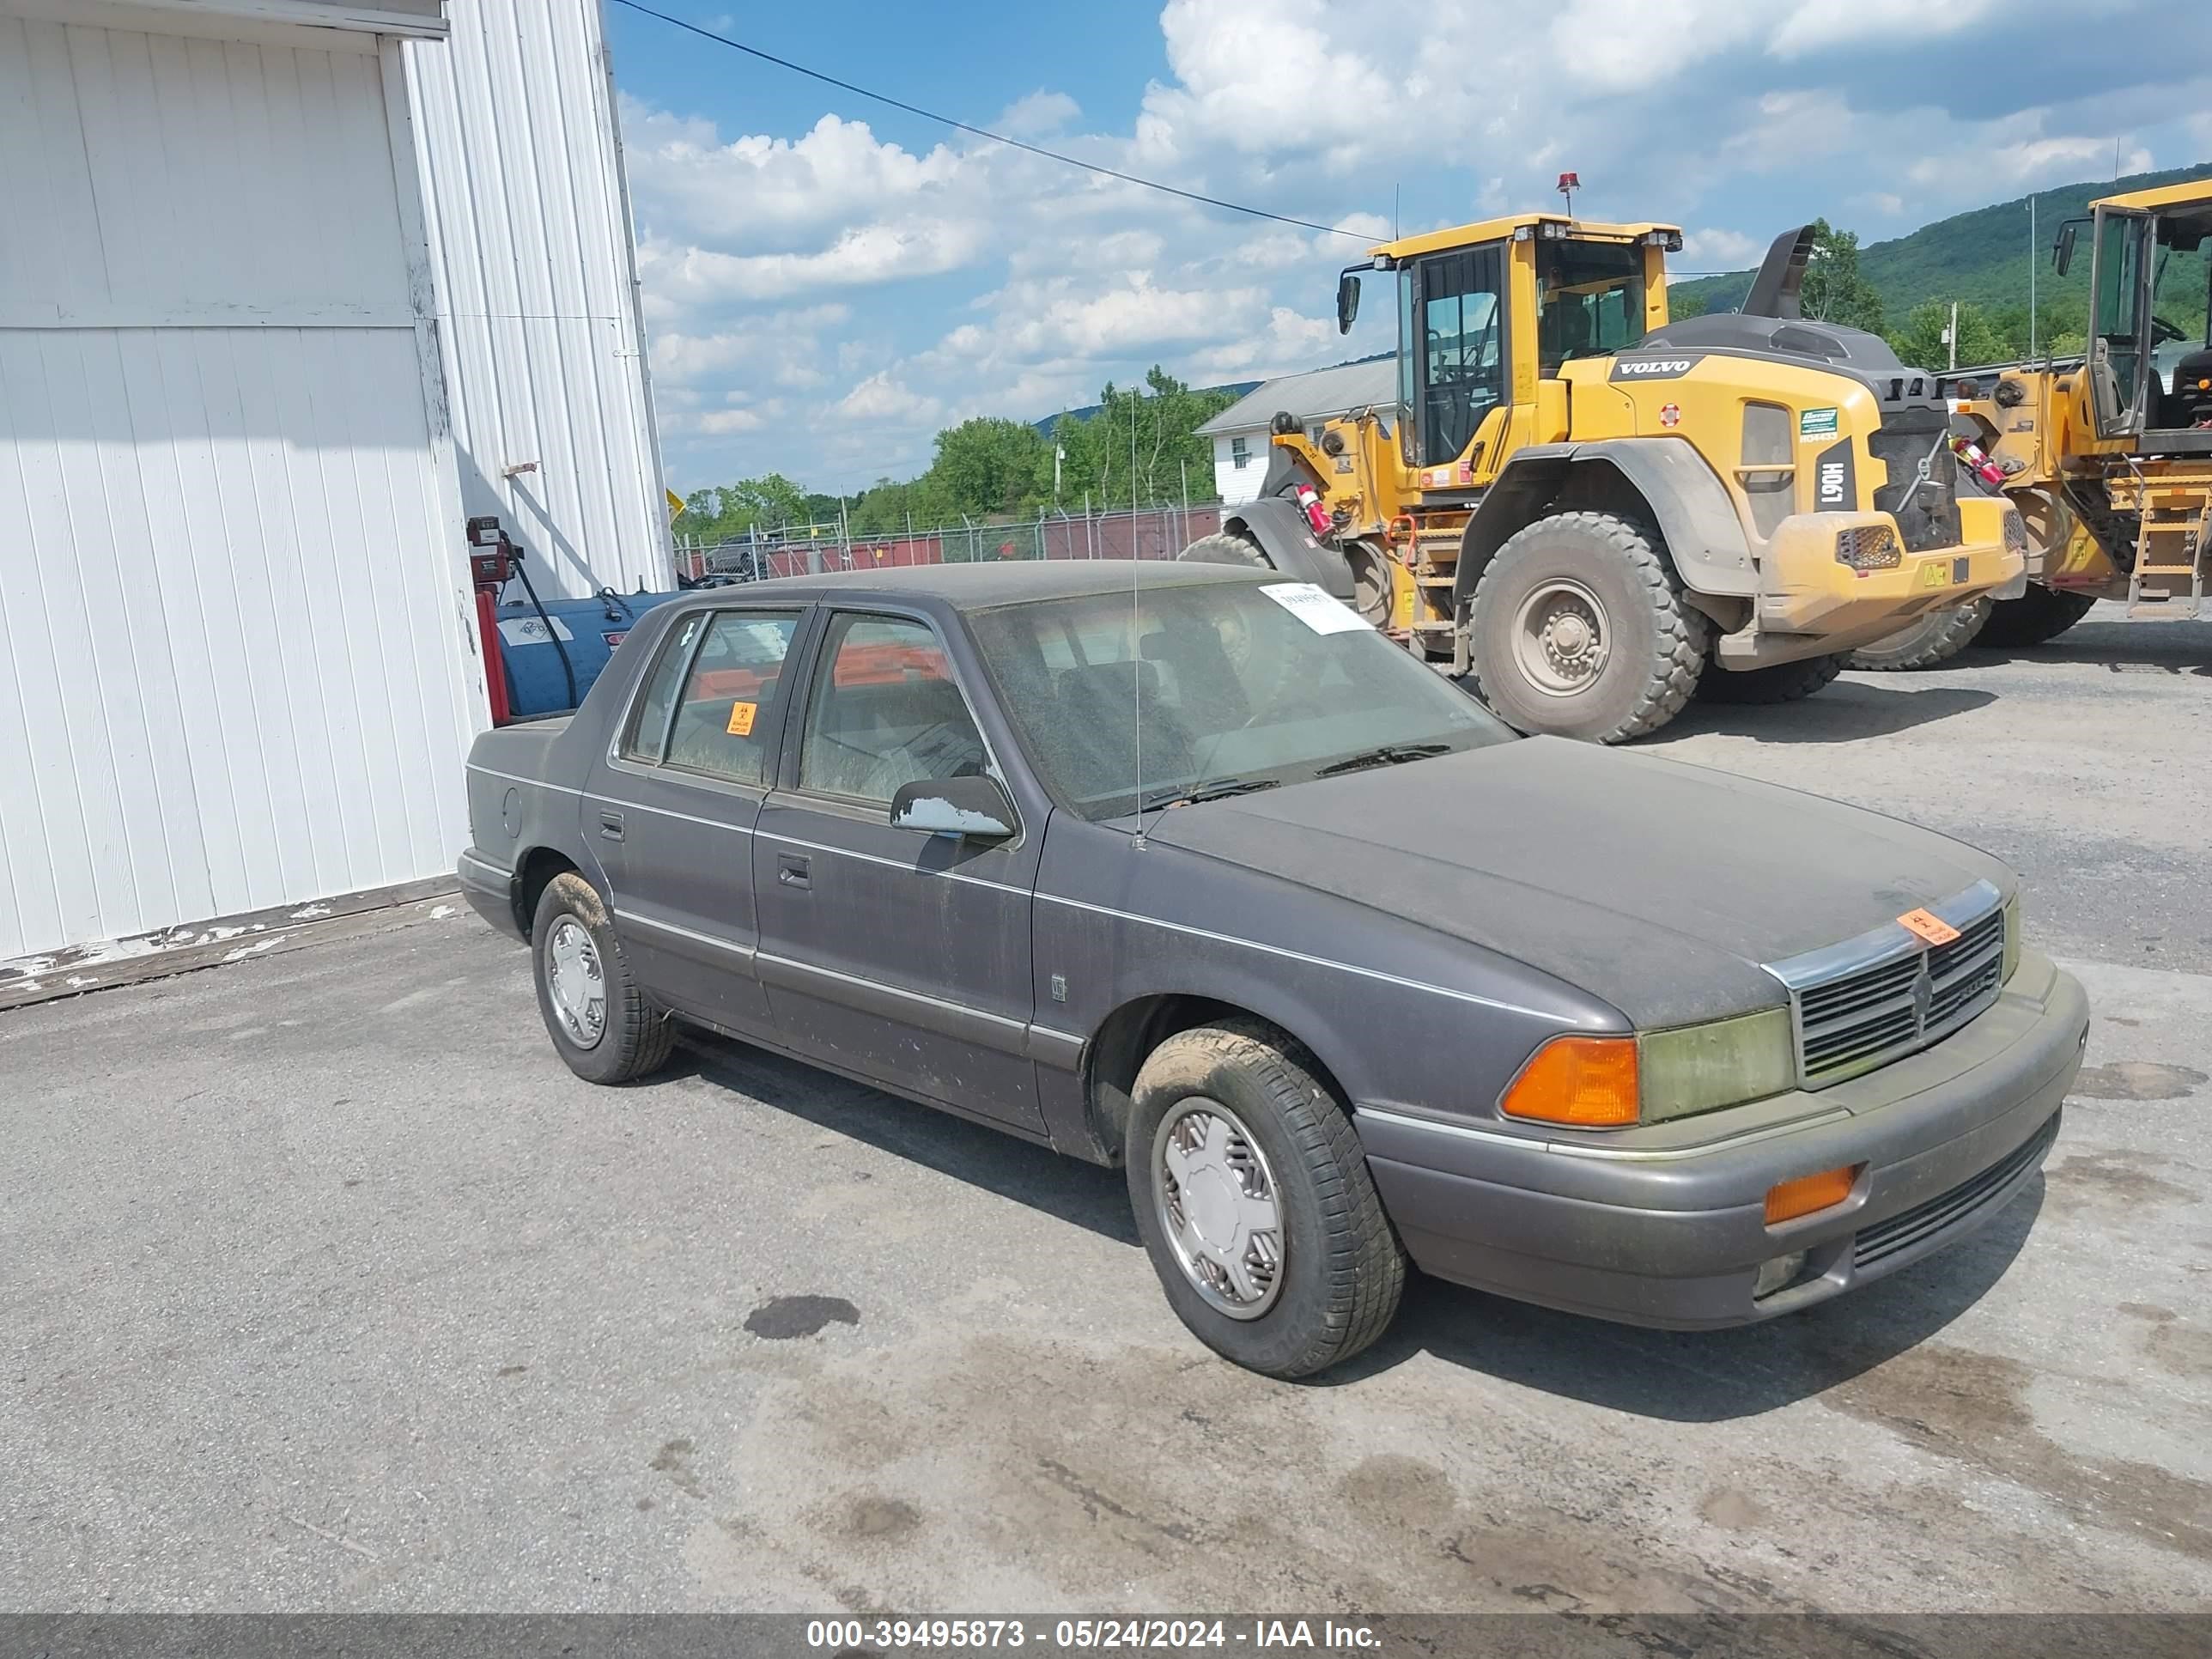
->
0;16;482;960
403;0;672;600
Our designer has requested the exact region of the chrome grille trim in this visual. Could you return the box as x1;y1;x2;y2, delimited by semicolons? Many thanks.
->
1764;880;2008;1088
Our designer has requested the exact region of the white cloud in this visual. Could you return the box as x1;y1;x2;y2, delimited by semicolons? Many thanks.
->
1677;228;1765;270
1768;0;2000;57
998;90;1080;137
835;372;946;424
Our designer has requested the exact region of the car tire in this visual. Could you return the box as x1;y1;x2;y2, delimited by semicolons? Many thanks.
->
1126;1019;1405;1379
1468;510;1709;743
1696;652;1845;704
531;872;676;1085
1976;585;2099;647
1845;599;1991;671
1177;530;1272;569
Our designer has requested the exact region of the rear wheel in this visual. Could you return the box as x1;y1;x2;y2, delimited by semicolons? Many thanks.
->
1697;653;1844;704
1127;1020;1404;1379
1468;510;1708;742
1846;599;1991;671
1977;585;2099;647
532;873;676;1085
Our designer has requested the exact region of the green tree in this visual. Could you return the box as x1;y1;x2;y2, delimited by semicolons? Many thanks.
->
1890;301;2008;373
927;416;1054;519
1054;367;1236;509
1666;286;1709;321
1801;219;1886;334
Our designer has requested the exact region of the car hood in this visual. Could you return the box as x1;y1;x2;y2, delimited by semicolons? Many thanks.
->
1146;736;2012;1028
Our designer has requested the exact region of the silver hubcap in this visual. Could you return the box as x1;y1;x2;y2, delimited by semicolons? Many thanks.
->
545;916;606;1049
1512;577;1611;696
1152;1099;1284;1320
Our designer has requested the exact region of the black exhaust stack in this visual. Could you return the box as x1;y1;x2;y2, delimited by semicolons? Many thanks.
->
1741;224;1816;319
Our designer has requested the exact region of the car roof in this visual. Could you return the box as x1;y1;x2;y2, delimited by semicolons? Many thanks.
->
708;557;1268;611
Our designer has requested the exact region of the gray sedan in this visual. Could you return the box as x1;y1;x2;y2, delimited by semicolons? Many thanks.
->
458;561;2087;1377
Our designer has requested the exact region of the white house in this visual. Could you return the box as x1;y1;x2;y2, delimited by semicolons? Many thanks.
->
1195;358;1398;504
0;0;669;963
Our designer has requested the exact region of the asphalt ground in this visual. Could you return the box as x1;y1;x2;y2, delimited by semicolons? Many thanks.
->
3;605;2209;1615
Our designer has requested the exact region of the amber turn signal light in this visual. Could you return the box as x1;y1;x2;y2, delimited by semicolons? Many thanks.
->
1765;1164;1862;1225
1499;1036;1639;1127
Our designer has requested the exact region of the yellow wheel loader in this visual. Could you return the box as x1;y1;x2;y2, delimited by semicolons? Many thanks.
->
1179;213;2024;741
1854;176;2212;670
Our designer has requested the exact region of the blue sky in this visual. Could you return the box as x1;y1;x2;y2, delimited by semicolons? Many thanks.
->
605;0;2212;497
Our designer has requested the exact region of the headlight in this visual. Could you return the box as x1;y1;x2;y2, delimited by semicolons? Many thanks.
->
1500;1008;1797;1128
1639;1008;1797;1123
2002;891;2022;982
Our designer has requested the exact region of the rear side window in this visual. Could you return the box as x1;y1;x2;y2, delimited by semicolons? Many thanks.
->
621;612;707;763
663;611;802;784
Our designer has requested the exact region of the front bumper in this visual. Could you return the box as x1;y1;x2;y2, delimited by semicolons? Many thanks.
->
457;848;525;941
1750;495;2022;642
1358;950;2087;1329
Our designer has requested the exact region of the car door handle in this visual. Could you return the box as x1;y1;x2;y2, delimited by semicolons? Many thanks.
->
777;852;811;890
599;811;624;842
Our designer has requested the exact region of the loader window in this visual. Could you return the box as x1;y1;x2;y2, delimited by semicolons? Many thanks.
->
1415;243;1505;468
2091;210;2147;433
1537;240;1646;378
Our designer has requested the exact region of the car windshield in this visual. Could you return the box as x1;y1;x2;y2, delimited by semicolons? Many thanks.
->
967;578;1516;822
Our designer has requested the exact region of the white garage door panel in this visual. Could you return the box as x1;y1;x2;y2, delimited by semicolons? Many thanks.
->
0;325;477;962
0;17;409;326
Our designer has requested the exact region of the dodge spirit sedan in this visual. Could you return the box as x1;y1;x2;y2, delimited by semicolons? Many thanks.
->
458;561;2087;1377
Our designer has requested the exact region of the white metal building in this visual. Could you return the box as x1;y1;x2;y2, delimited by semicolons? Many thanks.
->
0;0;670;963
1195;358;1398;504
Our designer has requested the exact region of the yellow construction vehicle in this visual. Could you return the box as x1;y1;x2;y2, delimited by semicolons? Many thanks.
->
1853;176;2212;669
1178;212;2025;741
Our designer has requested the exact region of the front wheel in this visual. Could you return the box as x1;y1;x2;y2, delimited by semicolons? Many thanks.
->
1696;653;1844;704
1845;599;1991;672
1177;530;1272;569
1127;1021;1404;1378
1977;585;2099;647
1468;510;1709;742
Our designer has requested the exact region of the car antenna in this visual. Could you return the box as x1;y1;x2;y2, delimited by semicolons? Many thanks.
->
1131;392;1149;851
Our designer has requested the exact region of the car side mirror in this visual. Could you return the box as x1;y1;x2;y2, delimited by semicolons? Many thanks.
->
2053;222;2076;276
1336;270;1360;335
890;775;1017;841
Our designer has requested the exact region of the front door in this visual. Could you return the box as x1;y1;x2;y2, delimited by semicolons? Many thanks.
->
752;609;1045;1133
586;605;807;1035
1413;241;1509;469
2087;207;2151;438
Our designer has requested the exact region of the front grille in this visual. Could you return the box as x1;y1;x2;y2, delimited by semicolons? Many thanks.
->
1869;416;1960;552
1853;1112;2059;1269
1773;884;2008;1087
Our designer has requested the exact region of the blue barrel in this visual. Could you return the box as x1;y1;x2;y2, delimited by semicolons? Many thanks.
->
495;589;684;718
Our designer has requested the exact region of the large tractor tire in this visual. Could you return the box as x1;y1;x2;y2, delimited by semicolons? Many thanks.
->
1467;511;1708;743
1846;598;1992;672
1178;530;1271;569
1697;653;1844;704
1977;585;2100;648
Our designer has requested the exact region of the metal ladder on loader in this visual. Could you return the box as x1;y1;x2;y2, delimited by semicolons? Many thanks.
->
2112;458;2212;621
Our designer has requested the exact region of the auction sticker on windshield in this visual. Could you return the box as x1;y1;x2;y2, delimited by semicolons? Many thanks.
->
1261;582;1367;635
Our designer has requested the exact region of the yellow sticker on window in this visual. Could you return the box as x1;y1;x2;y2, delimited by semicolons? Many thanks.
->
726;701;757;737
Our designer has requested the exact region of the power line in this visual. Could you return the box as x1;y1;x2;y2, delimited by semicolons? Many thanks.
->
607;0;1365;239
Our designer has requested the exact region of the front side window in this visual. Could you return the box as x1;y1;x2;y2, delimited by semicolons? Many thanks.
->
798;614;993;805
662;611;801;783
1417;244;1506;466
969;579;1513;822
1537;240;1647;377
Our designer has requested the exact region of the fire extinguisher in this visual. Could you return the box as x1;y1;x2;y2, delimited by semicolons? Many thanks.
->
1291;479;1333;537
1949;434;2008;488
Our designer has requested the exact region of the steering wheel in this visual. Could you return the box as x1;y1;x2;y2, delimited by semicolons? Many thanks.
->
2152;314;2188;345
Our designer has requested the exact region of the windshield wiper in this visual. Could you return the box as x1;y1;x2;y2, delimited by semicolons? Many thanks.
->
1138;776;1283;811
1315;743;1452;777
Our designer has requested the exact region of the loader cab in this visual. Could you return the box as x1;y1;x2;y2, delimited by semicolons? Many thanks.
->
1341;215;1680;482
2064;181;2212;449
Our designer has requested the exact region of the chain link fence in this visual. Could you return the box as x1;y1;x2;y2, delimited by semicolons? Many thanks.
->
676;502;1225;583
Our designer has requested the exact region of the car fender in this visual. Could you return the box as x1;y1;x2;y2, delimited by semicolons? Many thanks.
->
1453;439;1757;610
1221;495;1358;600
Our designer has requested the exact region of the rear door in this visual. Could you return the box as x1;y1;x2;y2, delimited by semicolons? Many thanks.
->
751;608;1045;1133
586;605;809;1035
